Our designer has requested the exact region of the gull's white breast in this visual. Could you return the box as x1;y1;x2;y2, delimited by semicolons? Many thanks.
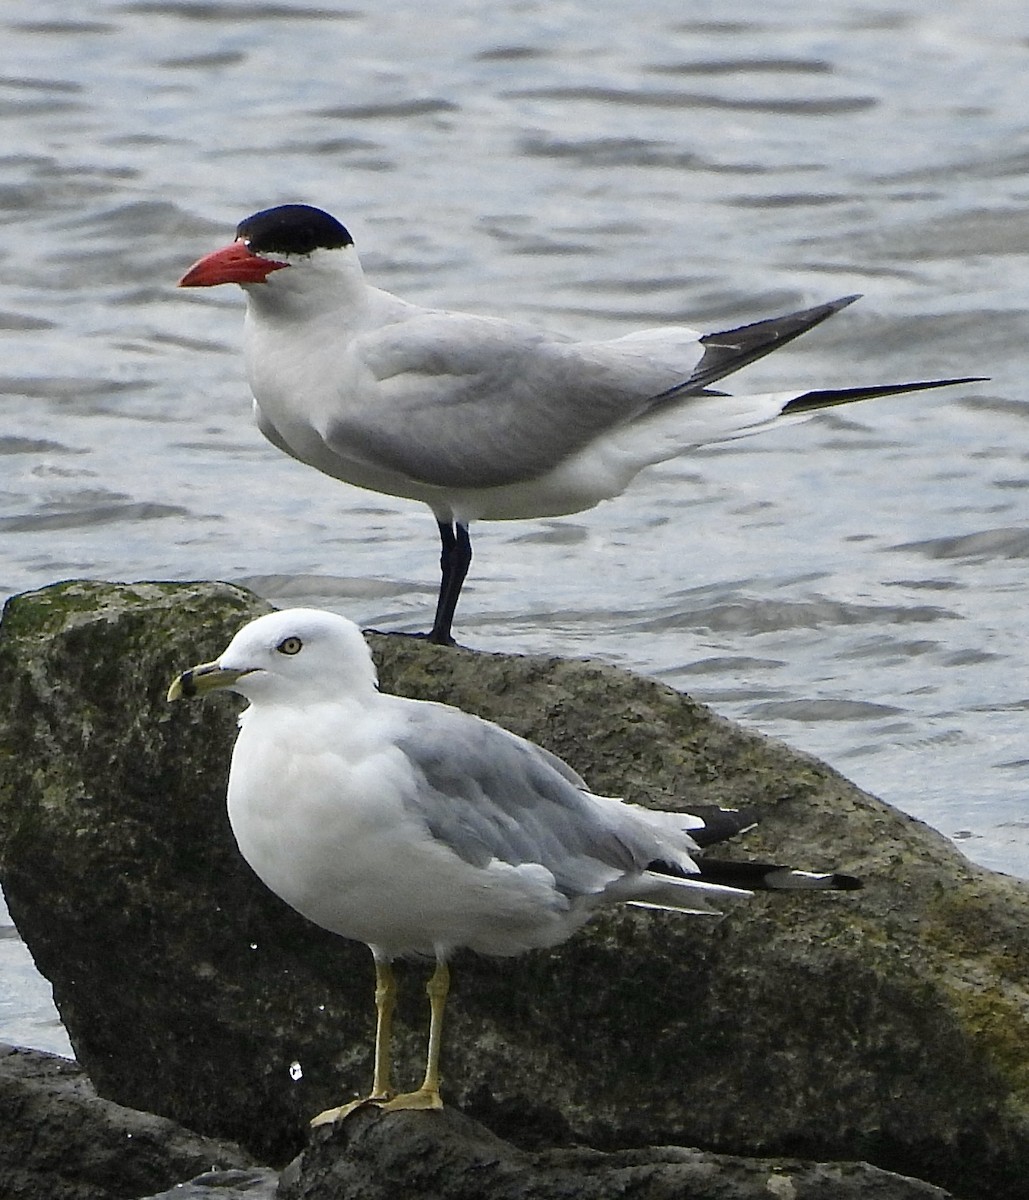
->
226;699;582;958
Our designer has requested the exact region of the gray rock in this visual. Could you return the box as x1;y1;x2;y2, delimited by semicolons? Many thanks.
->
279;1105;957;1200
0;1043;254;1200
0;580;1026;1200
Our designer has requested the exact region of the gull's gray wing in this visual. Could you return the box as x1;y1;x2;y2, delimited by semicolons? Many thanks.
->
391;700;661;896
325;311;697;490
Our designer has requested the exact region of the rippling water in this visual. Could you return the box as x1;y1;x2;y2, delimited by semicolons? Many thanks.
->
2;0;1028;1055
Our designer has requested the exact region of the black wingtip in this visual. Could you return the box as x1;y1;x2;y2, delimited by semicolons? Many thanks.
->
830;872;863;891
825;292;863;311
671;294;866;396
691;860;864;892
699;293;862;351
780;376;988;414
687;806;759;848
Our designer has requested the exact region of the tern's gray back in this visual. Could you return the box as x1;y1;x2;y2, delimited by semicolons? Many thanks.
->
326;315;690;490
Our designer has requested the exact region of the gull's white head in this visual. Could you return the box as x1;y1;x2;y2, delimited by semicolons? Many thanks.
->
168;608;378;705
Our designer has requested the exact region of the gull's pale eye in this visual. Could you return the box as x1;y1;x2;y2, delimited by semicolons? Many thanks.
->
277;636;303;656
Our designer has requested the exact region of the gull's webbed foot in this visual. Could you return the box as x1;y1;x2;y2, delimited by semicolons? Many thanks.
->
309;1091;393;1127
380;1085;443;1112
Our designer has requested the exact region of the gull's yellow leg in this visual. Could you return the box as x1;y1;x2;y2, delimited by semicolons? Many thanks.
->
310;954;397;1126
369;956;397;1101
381;958;449;1111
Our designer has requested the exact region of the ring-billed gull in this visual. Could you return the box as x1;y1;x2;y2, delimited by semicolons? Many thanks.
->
168;607;860;1124
178;205;983;645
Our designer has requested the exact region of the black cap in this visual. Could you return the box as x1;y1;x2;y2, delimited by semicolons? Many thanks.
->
237;205;354;256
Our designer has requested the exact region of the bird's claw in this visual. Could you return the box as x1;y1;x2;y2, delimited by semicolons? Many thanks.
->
379;1087;444;1112
309;1093;393;1127
361;627;458;647
309;1086;442;1127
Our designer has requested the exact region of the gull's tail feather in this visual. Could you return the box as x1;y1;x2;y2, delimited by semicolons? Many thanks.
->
620;871;754;917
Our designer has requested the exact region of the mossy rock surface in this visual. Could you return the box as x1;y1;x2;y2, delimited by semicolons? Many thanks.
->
0;580;1027;1200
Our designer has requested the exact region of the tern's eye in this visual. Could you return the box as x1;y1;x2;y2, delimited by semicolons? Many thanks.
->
277;636;303;656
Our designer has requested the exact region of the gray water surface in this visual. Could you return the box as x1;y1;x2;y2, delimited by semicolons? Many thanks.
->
1;0;1027;1055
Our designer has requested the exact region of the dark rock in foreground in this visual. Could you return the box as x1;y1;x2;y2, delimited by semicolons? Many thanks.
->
0;1042;955;1200
280;1105;957;1200
0;581;1027;1200
0;1043;254;1200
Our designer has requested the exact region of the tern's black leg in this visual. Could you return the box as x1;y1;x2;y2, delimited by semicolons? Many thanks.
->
429;520;471;646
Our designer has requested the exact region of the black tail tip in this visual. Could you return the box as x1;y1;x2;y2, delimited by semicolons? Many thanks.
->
832;872;863;891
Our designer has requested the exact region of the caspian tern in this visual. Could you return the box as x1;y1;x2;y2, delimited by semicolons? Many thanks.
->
179;204;983;645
